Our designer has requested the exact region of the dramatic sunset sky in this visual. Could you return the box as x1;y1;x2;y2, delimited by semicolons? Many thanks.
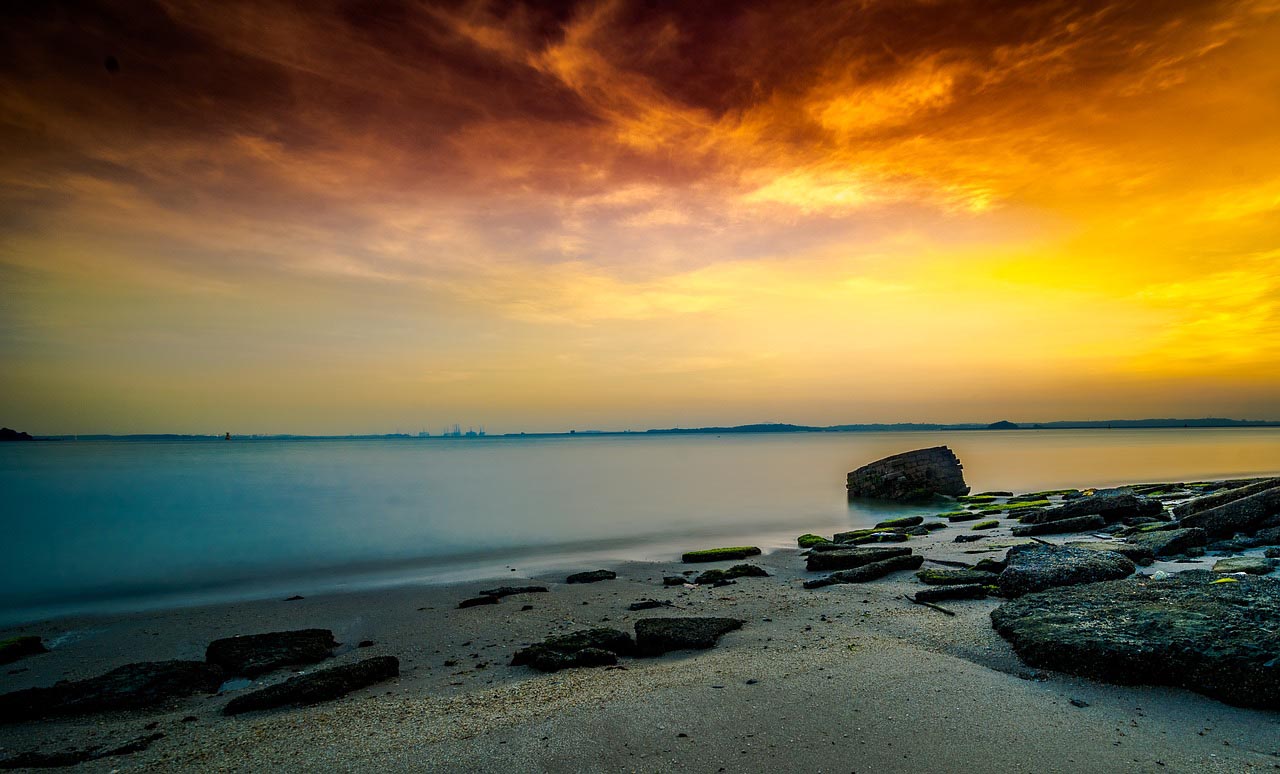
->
2;0;1279;433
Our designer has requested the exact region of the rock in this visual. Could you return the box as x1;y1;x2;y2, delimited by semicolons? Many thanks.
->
990;572;1280;709
633;618;743;657
1254;527;1280;546
479;585;548;598
0;732;165;769
283;595;304;601
804;554;924;588
1207;538;1257;554
973;557;1007;573
1011;514;1106;536
978;491;1014;497
695;563;770;584
223;656;399;715
358;640;375;648
1172;478;1280;519
663;576;688;586
628;599;671;611
0;636;46;666
914;568;999;585
680;547;762;563
903;525;931;536
1180;486;1280;537
874;515;924;529
457;596;500;609
1022;489;1161;524
971;520;999;530
511;629;635;672
0;661;223;723
1212;556;1277;575
805;546;912;572
1068;541;1155;565
839;531;910;544
796;534;831;548
0;427;33;442
997;544;1135;597
845;446;969;502
1266;548;1280;559
1125;527;1207;557
954;534;987;543
947;512;984;523
566;570;617;584
205;630;337;677
914;584;987;603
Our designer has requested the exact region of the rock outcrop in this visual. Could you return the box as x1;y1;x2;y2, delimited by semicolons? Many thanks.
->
694;564;769;584
997;543;1135;597
205;629;338;677
846;446;969;501
633;618;742;657
0;428;33;442
0;661;223;723
1179;485;1280;538
223;656;399;715
804;553;924;588
1020;488;1161;525
991;572;1280;709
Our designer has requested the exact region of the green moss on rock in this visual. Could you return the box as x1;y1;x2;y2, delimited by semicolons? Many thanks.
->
972;520;999;530
681;546;762;563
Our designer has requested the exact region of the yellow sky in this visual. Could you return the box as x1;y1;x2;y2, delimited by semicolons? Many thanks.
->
1;0;1278;433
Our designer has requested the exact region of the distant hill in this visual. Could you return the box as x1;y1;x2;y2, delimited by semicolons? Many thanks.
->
987;420;1020;430
0;427;33;441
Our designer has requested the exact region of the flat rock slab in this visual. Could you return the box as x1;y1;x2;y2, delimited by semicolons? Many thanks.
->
804;553;924;588
875;515;924;529
915;568;999;586
806;546;912;572
1212;556;1277;575
205;629;337;677
479;585;549;598
998;544;1135;597
511;628;635;672
0;661;223;724
634;618;743;657
565;570;617;584
1125;527;1207;557
223;656;400;715
846;446;968;501
914;584;987;603
991;572;1280;709
1067;541;1155;564
457;596;501;609
694;563;770;584
0;636;46;666
1011;514;1105;537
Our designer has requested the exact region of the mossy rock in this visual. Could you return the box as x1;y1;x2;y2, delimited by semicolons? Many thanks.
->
681;546;762;563
874;515;924;529
796;534;831;548
957;495;997;503
0;636;47;666
1019;489;1080;498
922;521;948;531
936;511;968;519
971;520;999;530
948;512;983;523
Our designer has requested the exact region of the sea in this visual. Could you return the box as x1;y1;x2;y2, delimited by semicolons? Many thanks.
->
2;428;1278;626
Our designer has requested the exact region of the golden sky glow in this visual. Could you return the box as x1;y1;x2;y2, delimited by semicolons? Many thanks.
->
2;0;1279;433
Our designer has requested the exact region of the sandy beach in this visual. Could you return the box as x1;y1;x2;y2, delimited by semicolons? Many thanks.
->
3;522;1277;773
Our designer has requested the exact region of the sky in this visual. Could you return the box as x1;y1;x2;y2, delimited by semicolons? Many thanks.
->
2;0;1279;434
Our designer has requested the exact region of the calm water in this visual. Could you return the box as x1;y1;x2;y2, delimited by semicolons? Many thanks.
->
2;428;1278;626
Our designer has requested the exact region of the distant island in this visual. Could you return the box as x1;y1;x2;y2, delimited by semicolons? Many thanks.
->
18;417;1279;441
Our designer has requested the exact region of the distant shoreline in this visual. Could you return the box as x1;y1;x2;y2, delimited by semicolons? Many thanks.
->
23;417;1280;441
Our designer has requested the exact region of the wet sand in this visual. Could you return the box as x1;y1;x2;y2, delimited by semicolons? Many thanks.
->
1;527;1277;772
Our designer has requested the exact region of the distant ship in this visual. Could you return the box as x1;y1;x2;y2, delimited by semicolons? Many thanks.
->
224;432;231;441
